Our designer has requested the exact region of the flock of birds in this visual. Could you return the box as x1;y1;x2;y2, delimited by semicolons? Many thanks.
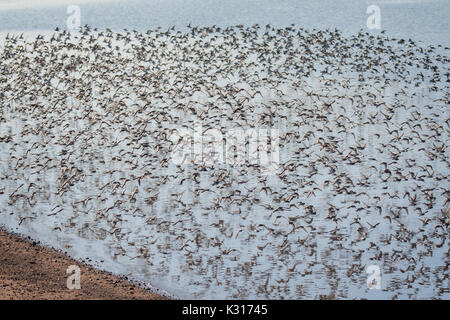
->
0;24;448;299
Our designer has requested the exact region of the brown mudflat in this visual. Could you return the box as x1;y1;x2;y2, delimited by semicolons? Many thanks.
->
0;228;166;300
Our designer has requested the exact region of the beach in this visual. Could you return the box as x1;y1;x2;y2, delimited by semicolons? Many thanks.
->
0;228;165;299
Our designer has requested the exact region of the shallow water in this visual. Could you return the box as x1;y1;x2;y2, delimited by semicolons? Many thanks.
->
0;0;449;47
0;2;449;300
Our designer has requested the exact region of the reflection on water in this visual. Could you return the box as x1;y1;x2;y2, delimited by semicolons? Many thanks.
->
0;26;448;299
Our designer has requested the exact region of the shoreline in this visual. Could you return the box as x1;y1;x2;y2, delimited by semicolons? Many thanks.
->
0;227;167;300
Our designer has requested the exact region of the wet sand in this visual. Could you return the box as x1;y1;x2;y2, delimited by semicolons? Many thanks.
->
0;228;166;300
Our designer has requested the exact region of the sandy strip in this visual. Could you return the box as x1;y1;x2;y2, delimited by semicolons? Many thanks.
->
0;228;166;300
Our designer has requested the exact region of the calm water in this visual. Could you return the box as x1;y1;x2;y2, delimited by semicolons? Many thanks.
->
0;0;449;47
